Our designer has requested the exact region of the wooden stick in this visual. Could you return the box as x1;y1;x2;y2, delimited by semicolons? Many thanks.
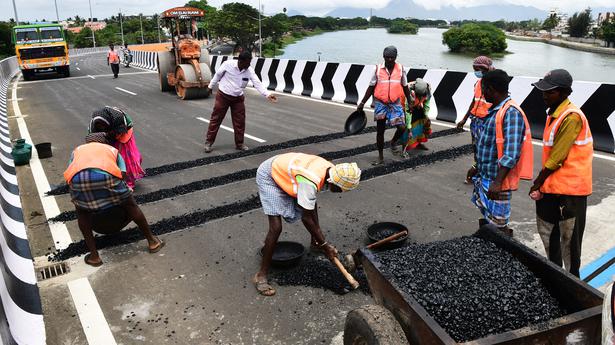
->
366;230;408;250
331;257;360;290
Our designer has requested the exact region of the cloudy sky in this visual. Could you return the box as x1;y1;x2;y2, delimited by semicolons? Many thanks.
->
3;0;613;22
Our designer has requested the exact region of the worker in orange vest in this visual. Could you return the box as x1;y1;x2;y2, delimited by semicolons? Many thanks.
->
107;44;120;78
253;153;361;296
530;69;593;277
357;46;412;165
457;56;494;183
64;133;163;266
470;69;533;237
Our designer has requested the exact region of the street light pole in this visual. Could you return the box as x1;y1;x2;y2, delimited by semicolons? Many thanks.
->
11;0;19;25
139;14;144;44
54;0;60;22
258;0;262;57
119;10;125;46
88;0;96;47
157;15;161;43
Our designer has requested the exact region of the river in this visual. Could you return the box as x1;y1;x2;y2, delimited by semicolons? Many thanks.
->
276;28;615;83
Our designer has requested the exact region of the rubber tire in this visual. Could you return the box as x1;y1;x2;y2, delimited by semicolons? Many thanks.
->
343;305;407;345
158;51;175;92
60;66;70;78
22;70;33;81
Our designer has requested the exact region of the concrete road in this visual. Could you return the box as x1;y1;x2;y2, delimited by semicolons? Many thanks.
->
8;53;615;344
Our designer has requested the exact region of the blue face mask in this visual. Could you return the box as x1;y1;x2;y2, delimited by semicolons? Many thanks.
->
474;71;483;78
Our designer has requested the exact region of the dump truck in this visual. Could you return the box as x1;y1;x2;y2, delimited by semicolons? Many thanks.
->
13;23;70;80
158;6;212;100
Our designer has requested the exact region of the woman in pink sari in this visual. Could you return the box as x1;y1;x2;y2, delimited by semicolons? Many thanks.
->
89;107;145;189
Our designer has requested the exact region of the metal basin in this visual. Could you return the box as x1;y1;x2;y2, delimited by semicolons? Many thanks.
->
367;222;408;249
260;241;306;268
344;110;367;135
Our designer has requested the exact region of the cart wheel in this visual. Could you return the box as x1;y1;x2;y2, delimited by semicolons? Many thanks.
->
344;305;406;345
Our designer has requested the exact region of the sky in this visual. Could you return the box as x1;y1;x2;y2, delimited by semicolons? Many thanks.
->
2;0;613;22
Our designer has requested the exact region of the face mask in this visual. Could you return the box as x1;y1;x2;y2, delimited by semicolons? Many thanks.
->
474;71;483;78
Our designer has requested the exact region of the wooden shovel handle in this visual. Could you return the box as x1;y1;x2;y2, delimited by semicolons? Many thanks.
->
331;257;359;290
366;230;408;250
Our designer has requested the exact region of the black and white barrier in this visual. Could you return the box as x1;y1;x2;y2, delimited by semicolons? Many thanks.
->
208;55;615;154
69;46;108;57
0;57;46;344
131;50;158;70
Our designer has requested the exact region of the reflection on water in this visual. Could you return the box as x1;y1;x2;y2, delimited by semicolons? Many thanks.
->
277;28;615;83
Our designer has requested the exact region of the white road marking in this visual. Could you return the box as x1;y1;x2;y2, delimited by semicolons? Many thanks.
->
68;278;118;345
12;79;72;249
18;71;154;84
14;75;116;344
76;67;81;71
196;117;267;143
271;90;615;162
115;87;137;96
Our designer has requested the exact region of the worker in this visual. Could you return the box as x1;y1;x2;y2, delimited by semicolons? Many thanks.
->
204;51;278;153
107;44;120;79
457;56;494;183
64;133;163;266
253;153;361;296
400;78;432;153
357;46;412;165
470;69;533;237
89;107;145;190
529;69;593;277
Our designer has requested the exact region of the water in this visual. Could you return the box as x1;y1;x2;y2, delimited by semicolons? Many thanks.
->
277;28;615;83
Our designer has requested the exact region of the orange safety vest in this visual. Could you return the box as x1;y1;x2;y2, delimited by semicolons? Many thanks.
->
495;99;534;191
540;102;593;196
271;153;334;198
373;63;404;104
64;142;123;184
107;50;120;64
470;79;491;118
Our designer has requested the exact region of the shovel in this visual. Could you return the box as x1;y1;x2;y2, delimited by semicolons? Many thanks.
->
343;230;409;273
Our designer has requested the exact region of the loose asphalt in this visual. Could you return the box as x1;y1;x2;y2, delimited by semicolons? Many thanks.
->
8;53;615;344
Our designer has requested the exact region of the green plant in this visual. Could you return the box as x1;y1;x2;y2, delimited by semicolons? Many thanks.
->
442;23;507;54
388;19;418;34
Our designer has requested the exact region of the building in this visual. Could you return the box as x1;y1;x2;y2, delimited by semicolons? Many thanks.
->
597;12;614;26
84;21;106;31
549;8;569;35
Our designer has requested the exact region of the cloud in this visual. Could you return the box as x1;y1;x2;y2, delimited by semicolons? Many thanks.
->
2;0;614;21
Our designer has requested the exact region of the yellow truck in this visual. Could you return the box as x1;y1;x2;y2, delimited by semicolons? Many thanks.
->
13;23;70;80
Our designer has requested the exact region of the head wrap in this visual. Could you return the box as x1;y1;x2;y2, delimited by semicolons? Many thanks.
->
473;56;494;71
91;107;128;134
414;78;428;97
383;46;398;58
327;163;361;192
85;132;109;144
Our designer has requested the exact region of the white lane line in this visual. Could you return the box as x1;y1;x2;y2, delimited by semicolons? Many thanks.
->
114;87;137;96
18;71;155;84
12;78;72;249
68;278;118;345
76;67;81;71
272;90;615;162
196;117;267;143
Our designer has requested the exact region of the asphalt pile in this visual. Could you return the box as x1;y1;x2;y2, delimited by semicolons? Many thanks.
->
376;237;565;342
51;140;471;260
271;255;370;295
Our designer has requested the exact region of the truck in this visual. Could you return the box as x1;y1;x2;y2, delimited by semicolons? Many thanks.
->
13;23;70;81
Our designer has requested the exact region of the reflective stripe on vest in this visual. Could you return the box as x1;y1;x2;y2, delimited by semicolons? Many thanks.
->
63;143;123;184
108;50;120;64
494;100;534;191
540;103;593;196
271;153;334;198
470;79;491;118
373;63;403;104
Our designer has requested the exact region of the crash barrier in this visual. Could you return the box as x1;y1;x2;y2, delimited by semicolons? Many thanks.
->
131;50;158;70
0;57;46;344
209;55;615;154
69;46;108;56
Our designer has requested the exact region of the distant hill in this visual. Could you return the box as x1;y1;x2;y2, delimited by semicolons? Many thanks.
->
286;9;305;17
326;0;548;21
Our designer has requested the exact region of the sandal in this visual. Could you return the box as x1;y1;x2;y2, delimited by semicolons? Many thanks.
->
371;159;385;166
148;240;165;253
84;253;103;267
253;277;276;296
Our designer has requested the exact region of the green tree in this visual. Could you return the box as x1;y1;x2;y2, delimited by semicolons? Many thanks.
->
543;13;559;31
262;13;289;56
369;16;390;27
568;8;592;37
602;17;615;46
442;23;507;55
0;21;15;58
387;19;418;34
210;2;259;52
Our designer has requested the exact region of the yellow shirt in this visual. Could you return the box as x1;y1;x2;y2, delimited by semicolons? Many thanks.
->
544;99;583;171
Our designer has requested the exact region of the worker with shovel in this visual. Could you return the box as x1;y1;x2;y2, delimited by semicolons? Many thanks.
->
253;153;361;296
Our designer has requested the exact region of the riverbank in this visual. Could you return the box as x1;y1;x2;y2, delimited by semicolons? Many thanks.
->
506;34;615;56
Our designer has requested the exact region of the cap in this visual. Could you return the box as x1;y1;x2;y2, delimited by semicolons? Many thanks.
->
383;46;398;58
327;163;361;192
532;69;573;91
